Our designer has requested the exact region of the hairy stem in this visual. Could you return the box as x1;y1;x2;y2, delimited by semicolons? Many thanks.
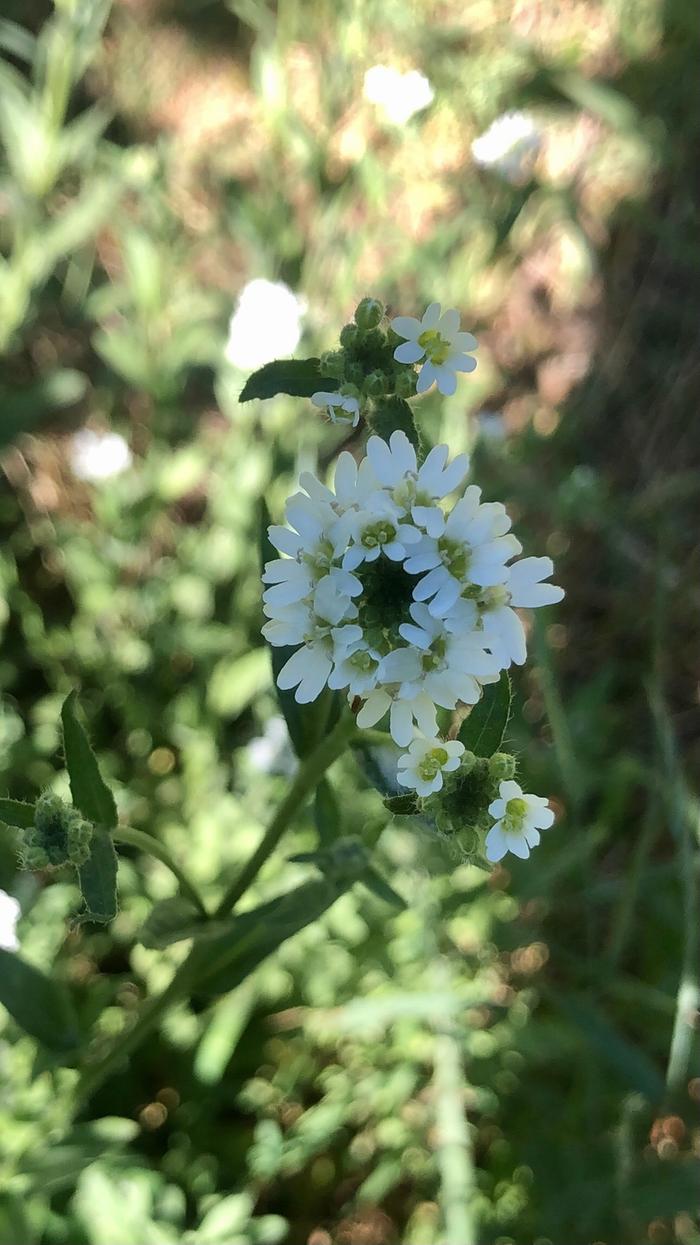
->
113;825;207;917
214;711;357;918
433;1022;477;1245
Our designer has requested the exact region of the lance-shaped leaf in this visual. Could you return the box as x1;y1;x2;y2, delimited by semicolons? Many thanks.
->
259;501;342;757
314;778;341;845
0;798;35;829
61;692;118;922
240;358;335;403
189;878;355;998
458;671;512;757
369;397;422;455
0;949;80;1053
138;896;209;949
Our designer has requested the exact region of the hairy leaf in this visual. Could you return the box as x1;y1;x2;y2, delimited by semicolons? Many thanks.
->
458;672;512;757
0;798;35;829
78;830;118;924
0;949;80;1052
240;357;334;403
61;691;117;828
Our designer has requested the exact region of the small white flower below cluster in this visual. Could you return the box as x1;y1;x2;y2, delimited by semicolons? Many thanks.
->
471;111;541;185
397;735;464;797
262;430;563;775
225;278;305;370
311;392;361;427
363;65;434;126
391;303;477;396
485;781;554;862
70;430;132;482
0;888;20;952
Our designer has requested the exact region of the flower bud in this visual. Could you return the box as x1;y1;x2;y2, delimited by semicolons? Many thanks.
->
394;369;417;398
488;752;516;781
354;297;384;332
344;362;364;388
21;792;93;872
363;370;388;398
361;327;386;353
339;323;360;350
319;350;346;380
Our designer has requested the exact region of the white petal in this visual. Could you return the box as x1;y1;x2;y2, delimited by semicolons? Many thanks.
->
436;452;470;496
263;579;310;607
296;655;333;703
450;353;478;373
454;331;477;352
394;340;425;364
268;525;302;557
438;307;460;339
356;690;391;728
433;365;457;396
398;623;432;650
485;825;508;862
506;834;530;860
411;506;445;537
421;302;442;329
413;565;449;601
416;362;436;394
499;780;522;801
390;315;422;340
390;700;414;747
277;646;315;691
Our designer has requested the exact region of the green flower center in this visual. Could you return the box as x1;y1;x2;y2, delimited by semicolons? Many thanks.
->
304;538;335;573
348;649;377;674
438;536;470;581
504;796;527;831
362;521;397;549
418;328;452;366
480;585;509;610
418;747;449;780
421;636;446;673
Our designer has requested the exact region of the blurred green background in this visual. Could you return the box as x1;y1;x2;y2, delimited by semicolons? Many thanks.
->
1;1;699;1242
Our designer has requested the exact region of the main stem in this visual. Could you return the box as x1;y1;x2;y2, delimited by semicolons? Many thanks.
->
433;1026;477;1245
214;712;357;918
76;712;357;1105
113;826;207;917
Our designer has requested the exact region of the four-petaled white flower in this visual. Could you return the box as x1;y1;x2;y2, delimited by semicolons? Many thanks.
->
0;889;20;952
312;391;361;427
485;780;555;862
397;735;465;797
391;303;477;396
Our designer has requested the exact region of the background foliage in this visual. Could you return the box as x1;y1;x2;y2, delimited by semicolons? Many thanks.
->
1;1;699;1242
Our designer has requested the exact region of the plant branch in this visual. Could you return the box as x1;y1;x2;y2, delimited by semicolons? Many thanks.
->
113;825;207;917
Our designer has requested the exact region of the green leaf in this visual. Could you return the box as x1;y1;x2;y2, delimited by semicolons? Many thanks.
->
458;672;512;757
0;798;35;829
259;502;341;756
627;1159;700;1218
354;739;403;796
239;358;335;403
0;948;80;1052
368;398;421;454
554;993;665;1099
190;879;354;998
361;866;407;910
139;896;207;949
61;691;117;828
0;370;87;452
383;793;420;816
78;830;118;924
314;778;341;845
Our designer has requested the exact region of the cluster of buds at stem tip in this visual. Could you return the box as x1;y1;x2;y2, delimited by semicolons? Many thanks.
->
20;792;93;872
313;296;478;430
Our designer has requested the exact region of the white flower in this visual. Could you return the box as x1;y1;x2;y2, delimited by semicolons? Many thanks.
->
0;889;20;952
363;65;434;126
262;432;562;742
70;430;132;482
366;430;469;535
471;111;541;185
311;391;361;427
391;303;477;396
485;780;554;862
397;735;464;797
225;278;305;370
404;486;521;617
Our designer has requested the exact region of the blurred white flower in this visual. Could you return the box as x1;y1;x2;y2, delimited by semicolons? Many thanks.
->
225;278;305;370
471;111;541;184
247;715;296;776
0;889;20;952
363;65;434;126
70;429;132;482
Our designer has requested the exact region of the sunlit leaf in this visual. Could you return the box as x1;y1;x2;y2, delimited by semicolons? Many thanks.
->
239;358;334;402
0;949;80;1052
458;672;512;756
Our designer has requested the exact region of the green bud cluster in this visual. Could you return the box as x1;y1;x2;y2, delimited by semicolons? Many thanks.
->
21;792;93;872
319;297;418;409
421;749;518;861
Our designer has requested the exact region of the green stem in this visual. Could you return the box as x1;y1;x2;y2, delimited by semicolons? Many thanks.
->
433;1020;477;1245
113;826;207;917
214;712;357;917
76;713;358;1105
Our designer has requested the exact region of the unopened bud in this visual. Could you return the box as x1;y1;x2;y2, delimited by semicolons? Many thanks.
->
344;362;364;388
339;323;360;350
354;297;384;332
319;350;346;380
394;369;417;398
363;370;388;397
488;752;516;781
361;326;386;352
21;792;93;872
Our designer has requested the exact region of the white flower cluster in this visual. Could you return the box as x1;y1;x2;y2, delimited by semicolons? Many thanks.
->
262;431;563;781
